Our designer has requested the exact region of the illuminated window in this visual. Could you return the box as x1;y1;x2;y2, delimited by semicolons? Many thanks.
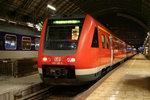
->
35;38;40;50
44;19;84;50
101;34;105;48
5;34;17;50
106;37;110;49
72;26;80;40
91;27;99;48
22;37;31;50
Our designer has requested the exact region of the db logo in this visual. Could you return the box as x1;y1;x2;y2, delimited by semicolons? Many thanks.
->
54;57;61;62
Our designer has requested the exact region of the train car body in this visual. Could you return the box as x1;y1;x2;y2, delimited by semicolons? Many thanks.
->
126;45;136;58
0;24;40;59
38;14;131;85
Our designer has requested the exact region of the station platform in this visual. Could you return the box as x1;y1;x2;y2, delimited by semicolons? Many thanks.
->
0;74;42;100
82;54;150;100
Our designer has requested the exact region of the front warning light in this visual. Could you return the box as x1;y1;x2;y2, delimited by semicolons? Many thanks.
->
42;57;48;62
66;57;76;63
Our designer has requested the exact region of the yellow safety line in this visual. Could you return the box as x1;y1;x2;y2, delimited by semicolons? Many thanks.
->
98;26;124;43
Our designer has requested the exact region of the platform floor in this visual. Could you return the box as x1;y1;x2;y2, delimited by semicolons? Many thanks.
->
86;54;150;100
0;74;42;100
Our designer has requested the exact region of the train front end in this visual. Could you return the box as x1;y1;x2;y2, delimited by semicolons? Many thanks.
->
38;15;88;85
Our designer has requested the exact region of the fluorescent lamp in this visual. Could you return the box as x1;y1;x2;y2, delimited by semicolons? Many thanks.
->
35;24;41;31
9;20;16;24
47;4;56;11
27;22;34;27
0;18;6;21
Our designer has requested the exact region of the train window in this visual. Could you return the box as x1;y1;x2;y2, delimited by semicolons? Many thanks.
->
122;44;124;50
106;37;110;49
120;44;122;50
35;38;40;50
91;27;99;48
44;19;84;50
101;34;105;48
5;34;17;50
118;42;120;50
120;44;121;50
115;41;118;49
22;37;31;50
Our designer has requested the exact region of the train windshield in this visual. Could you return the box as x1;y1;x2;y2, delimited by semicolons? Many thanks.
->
44;19;84;50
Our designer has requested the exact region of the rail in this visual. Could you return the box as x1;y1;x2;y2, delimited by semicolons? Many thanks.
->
15;86;53;100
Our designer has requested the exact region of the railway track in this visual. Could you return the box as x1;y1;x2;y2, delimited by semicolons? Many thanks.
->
44;64;120;100
44;84;94;100
15;86;54;100
15;60;128;100
15;84;93;100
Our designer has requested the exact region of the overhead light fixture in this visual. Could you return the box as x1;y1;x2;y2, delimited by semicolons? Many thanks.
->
0;18;6;21
47;4;56;11
145;37;147;40
35;24;41;31
27;22;34;27
9;20;16;24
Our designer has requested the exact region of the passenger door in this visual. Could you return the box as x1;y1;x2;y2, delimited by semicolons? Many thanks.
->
110;35;113;65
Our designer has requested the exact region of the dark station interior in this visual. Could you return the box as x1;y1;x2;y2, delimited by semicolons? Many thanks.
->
0;0;150;100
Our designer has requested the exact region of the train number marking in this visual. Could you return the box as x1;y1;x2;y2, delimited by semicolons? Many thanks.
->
54;57;61;62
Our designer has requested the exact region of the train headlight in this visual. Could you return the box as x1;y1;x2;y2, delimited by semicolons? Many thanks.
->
66;57;76;63
42;57;48;62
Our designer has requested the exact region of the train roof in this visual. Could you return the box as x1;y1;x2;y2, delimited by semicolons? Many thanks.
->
48;14;86;20
92;15;126;44
0;23;40;37
48;14;126;44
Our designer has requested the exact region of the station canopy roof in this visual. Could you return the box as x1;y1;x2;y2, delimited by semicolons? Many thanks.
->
0;0;150;48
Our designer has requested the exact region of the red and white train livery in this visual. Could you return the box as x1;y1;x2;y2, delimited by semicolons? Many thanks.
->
38;14;134;85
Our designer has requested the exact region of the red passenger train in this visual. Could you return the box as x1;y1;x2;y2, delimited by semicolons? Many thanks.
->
38;14;135;85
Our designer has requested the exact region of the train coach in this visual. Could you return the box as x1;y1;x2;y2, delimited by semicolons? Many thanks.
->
0;25;40;59
38;14;135;85
0;24;40;77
